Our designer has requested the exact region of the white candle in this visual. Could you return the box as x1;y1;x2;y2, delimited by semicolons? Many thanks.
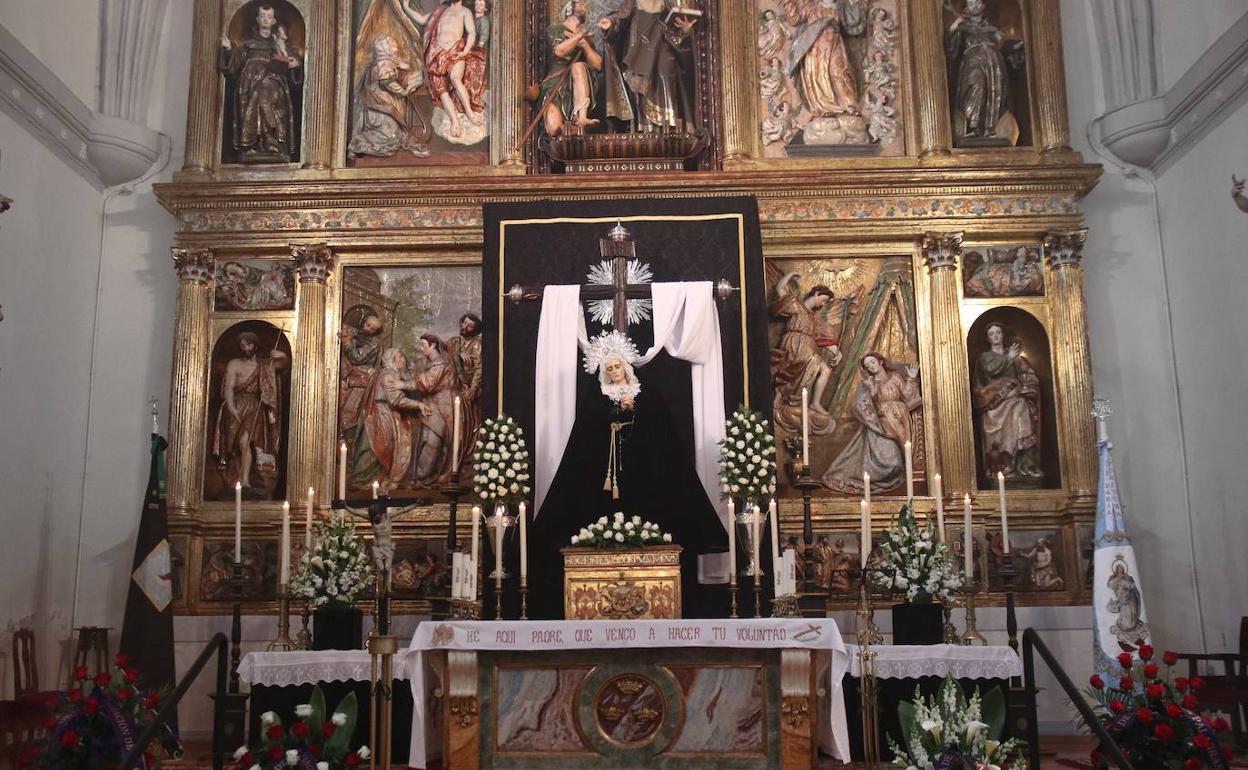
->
934;473;945;542
860;499;870;569
998;471;1010;554
863;472;871;508
279;501;291;587
519;502;528;580
233;482;243;564
371;480;379;499
963;494;973;579
801;387;810;466
451;396;462;472
904;440;914;499
727;500;736;578
494;509;504;578
768;499;780;567
751;506;762;577
304;487;314;550
337;443;347;500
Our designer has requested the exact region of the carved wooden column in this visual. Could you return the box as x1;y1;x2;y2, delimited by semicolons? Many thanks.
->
168;248;215;513
183;0;222;172
302;0;338;169
1030;0;1072;154
1045;229;1095;500
912;0;952;158
288;244;334;499
718;2;756;166
496;0;525;166
922;233;974;493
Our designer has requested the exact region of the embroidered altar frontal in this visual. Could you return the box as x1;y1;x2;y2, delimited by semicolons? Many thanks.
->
561;545;682;620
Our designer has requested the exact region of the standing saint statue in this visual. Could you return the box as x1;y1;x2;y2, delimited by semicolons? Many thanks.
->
598;0;700;131
447;312;483;469
540;0;604;136
972;321;1042;482
214;331;289;492
219;4;304;163
783;0;868;144
946;0;1013;144
404;0;488;142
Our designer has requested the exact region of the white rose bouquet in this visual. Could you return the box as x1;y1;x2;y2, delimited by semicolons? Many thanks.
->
888;674;1026;770
290;518;373;609
472;414;532;506
872;503;963;603
570;512;674;548
718;406;777;503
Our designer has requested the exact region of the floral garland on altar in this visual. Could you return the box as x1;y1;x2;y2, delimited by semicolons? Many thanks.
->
570;512;673;547
718;405;777;503
873;503;963;603
290;519;373;609
235;688;370;770
472;414;532;506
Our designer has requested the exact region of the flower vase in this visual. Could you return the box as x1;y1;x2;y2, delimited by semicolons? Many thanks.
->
890;601;944;645
733;499;761;578
312;604;364;650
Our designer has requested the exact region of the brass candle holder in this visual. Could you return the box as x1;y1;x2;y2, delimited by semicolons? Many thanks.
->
941;597;960;644
961;580;988;646
296;603;312;650
266;583;296;651
728;575;739;619
856;568;882;769
752;561;763;619
519;575;529;620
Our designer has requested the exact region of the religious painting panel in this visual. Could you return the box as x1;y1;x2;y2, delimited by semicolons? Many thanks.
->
943;524;987;586
336;265;483;496
986;527;1067;593
527;0;722;172
944;0;1032;148
204;320;293;502
755;0;905;159
766;255;926;498
200;539;284;602
961;244;1044;298
214;259;297;311
813;531;865;599
347;0;494;167
219;0;309;165
390;537;452;599
966;307;1060;490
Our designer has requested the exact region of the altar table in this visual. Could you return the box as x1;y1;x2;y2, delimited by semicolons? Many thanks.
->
405;618;851;770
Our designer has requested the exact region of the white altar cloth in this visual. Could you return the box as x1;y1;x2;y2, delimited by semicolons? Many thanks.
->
237;650;418;687
405;617;851;768
844;644;1022;680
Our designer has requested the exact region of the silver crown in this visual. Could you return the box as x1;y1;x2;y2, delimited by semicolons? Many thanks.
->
608;221;631;243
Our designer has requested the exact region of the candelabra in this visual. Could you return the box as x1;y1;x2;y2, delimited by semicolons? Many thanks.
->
728;574;739;619
752;561;763;619
367;632;399;770
856;568;882;769
961;579;988;646
791;463;820;595
941;596;960;644
266;583;296;651
443;470;466;551
519;575;529;620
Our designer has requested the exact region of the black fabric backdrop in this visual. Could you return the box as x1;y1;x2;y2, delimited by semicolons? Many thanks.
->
482;196;772;445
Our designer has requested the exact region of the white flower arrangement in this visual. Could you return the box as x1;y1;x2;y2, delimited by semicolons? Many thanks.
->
872;504;963;603
290;518;374;609
718;405;777;503
888;675;1026;770
472;414;532;505
570;512;674;548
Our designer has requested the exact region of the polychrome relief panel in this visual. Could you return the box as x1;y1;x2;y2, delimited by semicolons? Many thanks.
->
962;245;1043;298
756;0;904;158
215;260;297;311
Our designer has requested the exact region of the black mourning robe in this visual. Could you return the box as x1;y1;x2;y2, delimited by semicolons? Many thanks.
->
530;372;728;619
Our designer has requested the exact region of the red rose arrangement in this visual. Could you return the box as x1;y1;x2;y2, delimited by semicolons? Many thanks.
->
234;687;369;770
17;654;178;770
1087;649;1232;770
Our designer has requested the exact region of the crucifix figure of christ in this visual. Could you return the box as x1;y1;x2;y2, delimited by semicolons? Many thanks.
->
332;492;427;633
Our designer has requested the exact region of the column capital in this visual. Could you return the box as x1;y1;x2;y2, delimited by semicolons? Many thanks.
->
922;232;964;272
171;247;215;284
1044;228;1088;269
291;243;335;282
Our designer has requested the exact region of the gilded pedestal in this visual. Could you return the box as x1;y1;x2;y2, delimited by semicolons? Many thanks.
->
561;546;682;620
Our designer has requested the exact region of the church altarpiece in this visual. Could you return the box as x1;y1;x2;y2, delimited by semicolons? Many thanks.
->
160;0;1100;615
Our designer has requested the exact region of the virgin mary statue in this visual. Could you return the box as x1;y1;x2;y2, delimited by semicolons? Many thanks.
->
530;330;728;619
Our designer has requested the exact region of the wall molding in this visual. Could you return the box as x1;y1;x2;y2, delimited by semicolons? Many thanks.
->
0;22;163;189
1097;10;1248;172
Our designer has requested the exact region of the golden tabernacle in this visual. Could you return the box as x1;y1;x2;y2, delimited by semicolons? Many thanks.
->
562;546;682;620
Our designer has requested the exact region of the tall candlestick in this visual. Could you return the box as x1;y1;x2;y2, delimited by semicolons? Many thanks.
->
751;506;761;577
768;499;780;567
519;502;528;580
470;506;481;595
727;500;736;576
234;482;243;564
304;487;314;550
904;440;914;499
371;480;379;499
337;443;347;500
451;396;462;471
860;499;870;569
494;509;504;580
963;494;973;580
801;387;810;466
934;473;945;542
997;471;1010;554
280;502;291;587
863;472;871;508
